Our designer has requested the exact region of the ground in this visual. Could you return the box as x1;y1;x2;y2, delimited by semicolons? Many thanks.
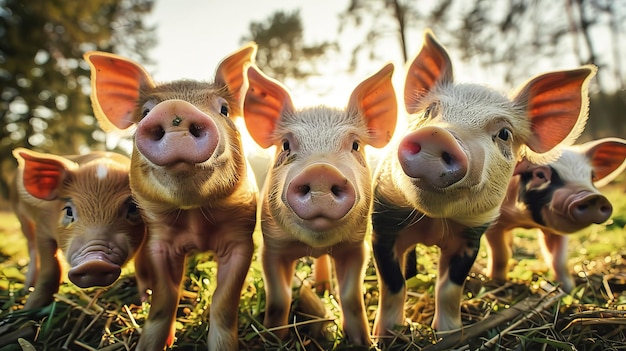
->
0;181;625;350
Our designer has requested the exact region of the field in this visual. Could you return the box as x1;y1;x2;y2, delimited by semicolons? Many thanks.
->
0;180;625;350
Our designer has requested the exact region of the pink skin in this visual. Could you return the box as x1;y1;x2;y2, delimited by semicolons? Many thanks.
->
135;99;220;166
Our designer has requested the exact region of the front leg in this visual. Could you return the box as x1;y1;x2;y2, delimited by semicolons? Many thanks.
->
24;234;60;309
333;243;370;345
484;223;515;282
262;245;296;339
433;228;484;331
538;230;574;292
135;238;185;351
209;241;254;351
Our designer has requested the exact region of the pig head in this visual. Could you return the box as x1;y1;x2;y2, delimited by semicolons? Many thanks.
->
486;137;626;292
242;63;397;345
11;148;145;310
85;44;258;351
371;29;596;341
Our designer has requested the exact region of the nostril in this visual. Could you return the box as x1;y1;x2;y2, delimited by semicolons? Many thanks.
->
297;185;311;196
189;123;204;138
331;185;343;197
148;126;165;141
442;151;453;165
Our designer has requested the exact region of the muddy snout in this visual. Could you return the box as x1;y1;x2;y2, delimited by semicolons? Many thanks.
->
566;191;613;225
397;126;468;188
286;164;356;228
135;99;220;166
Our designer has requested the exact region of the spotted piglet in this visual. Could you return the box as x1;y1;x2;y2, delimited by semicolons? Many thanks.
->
10;148;145;310
371;29;596;340
242;64;397;345
486;137;626;292
85;44;257;351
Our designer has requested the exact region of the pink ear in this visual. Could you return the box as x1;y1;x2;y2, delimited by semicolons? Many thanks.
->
84;51;155;131
215;43;258;117
13;148;74;201
348;63;398;148
513;66;597;154
404;29;453;114
243;65;295;148
581;137;626;186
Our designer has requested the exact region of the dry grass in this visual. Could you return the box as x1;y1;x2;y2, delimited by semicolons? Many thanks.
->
0;181;625;351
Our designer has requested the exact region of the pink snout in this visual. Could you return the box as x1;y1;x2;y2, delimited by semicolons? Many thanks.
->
286;164;356;230
135;99;219;166
398;126;468;188
567;191;612;225
68;259;122;288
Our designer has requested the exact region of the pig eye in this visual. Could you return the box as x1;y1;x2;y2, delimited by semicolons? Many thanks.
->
496;128;512;141
220;104;229;117
282;140;290;151
352;141;360;151
61;202;76;226
423;102;438;119
126;200;142;223
141;108;150;118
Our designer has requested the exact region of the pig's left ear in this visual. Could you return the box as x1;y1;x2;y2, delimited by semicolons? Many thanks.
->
13;148;77;201
215;43;258;117
243;65;295;149
580;137;626;187
513;65;597;163
84;51;156;132
348;63;398;148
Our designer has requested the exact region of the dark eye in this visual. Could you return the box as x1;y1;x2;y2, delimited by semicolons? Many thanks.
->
220;104;229;117
142;108;150;118
496;128;511;141
62;202;75;226
63;206;73;217
424;103;437;119
126;199;142;223
282;140;290;151
352;141;360;151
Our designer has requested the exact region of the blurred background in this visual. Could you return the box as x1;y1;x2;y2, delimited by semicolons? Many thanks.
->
1;0;625;203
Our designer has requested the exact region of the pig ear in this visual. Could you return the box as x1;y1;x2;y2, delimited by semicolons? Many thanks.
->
215;42;258;117
243;65;295;149
580;138;626;187
347;63;398;148
12;148;77;201
404;29;453;114
84;51;155;132
514;65;597;163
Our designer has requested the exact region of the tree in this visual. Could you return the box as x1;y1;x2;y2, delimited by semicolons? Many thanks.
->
241;10;337;86
0;0;156;198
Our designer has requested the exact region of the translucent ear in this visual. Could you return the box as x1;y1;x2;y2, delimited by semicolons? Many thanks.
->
513;65;597;164
13;147;77;201
214;42;257;118
347;63;398;148
578;137;626;187
242;65;295;149
404;29;453;114
84;51;155;132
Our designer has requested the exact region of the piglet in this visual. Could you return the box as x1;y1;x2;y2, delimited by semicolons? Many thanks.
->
242;63;397;345
84;44;258;351
371;29;596;340
486;137;626;292
10;148;145;310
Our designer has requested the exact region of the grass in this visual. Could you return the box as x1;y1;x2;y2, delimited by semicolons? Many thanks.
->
0;180;625;350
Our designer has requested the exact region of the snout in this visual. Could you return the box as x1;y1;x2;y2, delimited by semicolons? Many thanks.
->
567;191;613;225
135;99;219;166
286;163;356;230
68;258;122;288
398;126;468;188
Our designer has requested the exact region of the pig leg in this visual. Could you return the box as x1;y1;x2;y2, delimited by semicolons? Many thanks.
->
314;254;332;294
538;230;574;292
24;233;61;309
332;243;371;345
262;248;296;339
433;231;483;331
484;225;515;282
133;242;152;302
209;243;254;351
15;213;38;288
135;240;184;351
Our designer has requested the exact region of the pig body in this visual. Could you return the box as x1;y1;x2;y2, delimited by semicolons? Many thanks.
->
10;148;145;310
85;44;257;351
371;29;596;340
486;138;626;292
242;64;397;345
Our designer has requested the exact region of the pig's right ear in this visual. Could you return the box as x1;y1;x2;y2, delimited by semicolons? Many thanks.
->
84;51;155;132
215;43;258;116
404;29;453;114
13;148;76;201
243;65;295;149
580;137;626;187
